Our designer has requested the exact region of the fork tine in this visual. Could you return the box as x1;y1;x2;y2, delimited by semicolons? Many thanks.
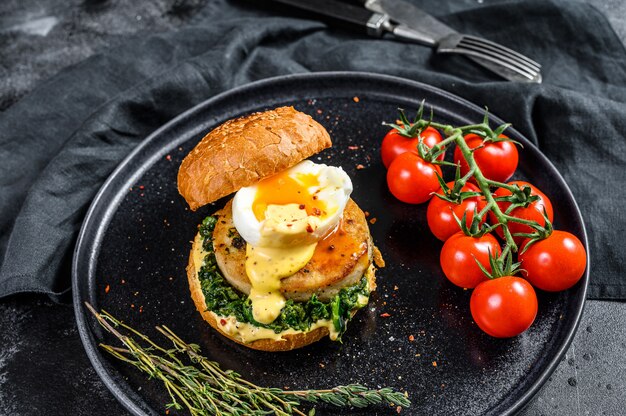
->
454;43;540;78
459;40;541;74
460;35;541;69
447;46;539;80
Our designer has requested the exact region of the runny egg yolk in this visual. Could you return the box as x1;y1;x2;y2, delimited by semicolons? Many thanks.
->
251;171;329;221
246;170;331;324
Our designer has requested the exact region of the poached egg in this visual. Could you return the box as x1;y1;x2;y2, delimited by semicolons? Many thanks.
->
232;160;352;324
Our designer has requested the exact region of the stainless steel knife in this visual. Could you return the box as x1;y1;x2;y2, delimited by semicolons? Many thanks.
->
267;0;542;83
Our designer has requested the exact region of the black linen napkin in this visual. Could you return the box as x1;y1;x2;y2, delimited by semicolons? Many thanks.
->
0;0;625;300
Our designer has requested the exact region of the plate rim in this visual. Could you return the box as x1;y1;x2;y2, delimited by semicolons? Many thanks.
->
72;70;589;416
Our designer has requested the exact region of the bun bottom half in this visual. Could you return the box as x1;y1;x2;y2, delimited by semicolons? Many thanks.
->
186;232;378;352
187;246;332;351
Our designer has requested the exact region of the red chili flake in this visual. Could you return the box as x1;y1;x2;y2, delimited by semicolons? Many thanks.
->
140;193;144;197
165;154;172;161
364;211;370;217
139;185;145;190
432;361;438;367
121;279;126;284
369;217;377;224
348;145;359;150
396;406;402;414
306;224;314;233
166;410;170;415
139;306;144;313
408;335;415;342
353;96;360;103
312;207;321;216
286;224;293;227
105;285;110;294
356;164;365;170
312;195;318;200
220;319;227;326
316;109;323;114
380;313;391;318
130;304;135;309
299;204;306;210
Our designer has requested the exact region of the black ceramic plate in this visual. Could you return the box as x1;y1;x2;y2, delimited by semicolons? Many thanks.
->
73;72;589;416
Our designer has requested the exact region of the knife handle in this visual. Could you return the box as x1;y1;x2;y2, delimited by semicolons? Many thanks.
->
267;0;377;33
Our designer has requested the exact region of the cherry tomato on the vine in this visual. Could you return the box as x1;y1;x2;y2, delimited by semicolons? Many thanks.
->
470;276;538;338
519;231;587;292
440;232;501;288
427;182;486;241
454;134;518;183
381;126;444;168
491;181;554;244
386;152;442;204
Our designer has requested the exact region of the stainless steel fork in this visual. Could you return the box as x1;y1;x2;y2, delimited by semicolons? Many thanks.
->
437;34;542;83
366;0;542;83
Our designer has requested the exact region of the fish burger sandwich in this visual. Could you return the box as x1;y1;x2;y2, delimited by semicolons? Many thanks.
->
178;106;383;352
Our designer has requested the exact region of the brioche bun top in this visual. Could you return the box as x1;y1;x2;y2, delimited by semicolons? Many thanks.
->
177;106;331;211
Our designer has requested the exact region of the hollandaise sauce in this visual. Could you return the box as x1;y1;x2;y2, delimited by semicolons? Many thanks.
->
245;241;316;324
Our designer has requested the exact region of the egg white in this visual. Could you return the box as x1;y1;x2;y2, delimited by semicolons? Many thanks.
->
232;160;353;248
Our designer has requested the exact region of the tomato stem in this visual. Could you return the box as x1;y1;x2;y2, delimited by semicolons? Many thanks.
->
502;214;545;229
484;178;517;192
451;130;519;251
395;108;546;255
477;201;493;220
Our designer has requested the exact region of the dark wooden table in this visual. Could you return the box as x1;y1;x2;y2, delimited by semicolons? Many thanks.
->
0;0;624;415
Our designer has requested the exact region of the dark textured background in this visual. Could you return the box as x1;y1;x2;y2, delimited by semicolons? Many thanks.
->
0;0;624;415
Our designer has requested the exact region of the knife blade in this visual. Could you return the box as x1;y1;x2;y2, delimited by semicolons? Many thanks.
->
366;0;456;45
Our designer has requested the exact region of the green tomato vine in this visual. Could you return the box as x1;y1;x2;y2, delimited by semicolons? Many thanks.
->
387;103;552;277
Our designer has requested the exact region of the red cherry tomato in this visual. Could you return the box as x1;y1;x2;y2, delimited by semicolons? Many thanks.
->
454;134;519;183
386;152;442;204
440;232;501;288
519;231;587;292
491;181;554;244
381;126;444;168
427;182;486;241
470;276;538;338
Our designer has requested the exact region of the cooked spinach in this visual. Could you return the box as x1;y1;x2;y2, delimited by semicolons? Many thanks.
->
197;215;369;339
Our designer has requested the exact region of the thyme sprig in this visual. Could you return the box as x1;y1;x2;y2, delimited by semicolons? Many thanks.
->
85;303;410;416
